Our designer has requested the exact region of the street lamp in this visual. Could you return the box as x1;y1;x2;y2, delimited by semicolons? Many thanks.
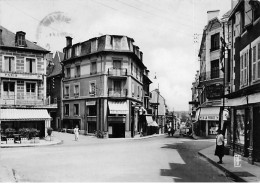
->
154;73;159;125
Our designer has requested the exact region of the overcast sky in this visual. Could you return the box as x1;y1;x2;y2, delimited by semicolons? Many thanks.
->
0;0;231;111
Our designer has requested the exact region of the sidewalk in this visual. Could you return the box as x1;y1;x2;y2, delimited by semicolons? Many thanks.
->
1;136;62;148
198;144;260;182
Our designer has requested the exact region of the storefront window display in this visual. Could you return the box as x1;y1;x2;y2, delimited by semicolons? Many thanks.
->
209;121;219;135
235;109;245;144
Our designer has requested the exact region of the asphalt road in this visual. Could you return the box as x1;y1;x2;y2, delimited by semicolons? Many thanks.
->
1;132;233;182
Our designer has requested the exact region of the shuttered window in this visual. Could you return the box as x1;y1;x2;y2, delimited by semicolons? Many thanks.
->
26;58;36;73
4;56;15;72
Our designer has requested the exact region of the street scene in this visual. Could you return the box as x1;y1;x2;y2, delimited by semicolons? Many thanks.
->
1;0;260;184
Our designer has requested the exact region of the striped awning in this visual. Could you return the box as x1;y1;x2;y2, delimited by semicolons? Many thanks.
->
199;107;220;121
0;109;51;121
108;101;129;114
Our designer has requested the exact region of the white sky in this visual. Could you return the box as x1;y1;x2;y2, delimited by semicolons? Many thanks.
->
0;0;231;111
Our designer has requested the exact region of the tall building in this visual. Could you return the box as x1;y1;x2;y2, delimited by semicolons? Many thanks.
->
225;0;260;164
46;51;64;130
149;89;167;133
194;10;230;137
0;25;54;137
61;35;151;138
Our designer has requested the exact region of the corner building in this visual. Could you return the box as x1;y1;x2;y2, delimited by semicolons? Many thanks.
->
0;26;52;137
62;35;148;138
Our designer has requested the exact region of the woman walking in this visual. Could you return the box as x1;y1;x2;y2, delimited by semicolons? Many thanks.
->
215;129;224;164
74;125;79;141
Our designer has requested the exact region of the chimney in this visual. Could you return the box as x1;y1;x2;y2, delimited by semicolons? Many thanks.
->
66;36;72;47
207;10;220;21
231;0;239;9
0;29;3;45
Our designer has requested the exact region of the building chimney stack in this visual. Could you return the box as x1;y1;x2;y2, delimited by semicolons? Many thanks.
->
66;36;73;47
207;10;220;21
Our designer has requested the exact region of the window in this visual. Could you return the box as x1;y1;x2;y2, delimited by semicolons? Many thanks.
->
252;42;260;81
3;82;15;97
131;62;133;75
17;33;25;46
64;104;69;116
76;66;80;77
211;33;220;51
137;86;140;97
89;81;96;95
26;58;36;73
74;84;79;96
4;56;15;72
75;45;81;56
91;62;97;75
235;109;245;145
132;83;135;97
26;83;36;94
252;46;257;81
74;104;79;116
66;67;71;78
65;85;70;97
136;67;138;79
211;60;219;79
113;60;121;69
88;105;97;116
244;0;253;27
240;49;249;87
235;12;241;37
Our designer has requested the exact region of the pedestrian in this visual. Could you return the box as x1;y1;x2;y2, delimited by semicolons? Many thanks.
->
215;129;224;164
74;125;79;141
171;127;175;136
168;126;171;136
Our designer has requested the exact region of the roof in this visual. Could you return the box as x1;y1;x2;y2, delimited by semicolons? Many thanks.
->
0;109;51;121
0;25;49;52
47;51;64;77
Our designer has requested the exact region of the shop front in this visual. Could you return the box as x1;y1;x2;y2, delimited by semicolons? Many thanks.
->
107;101;128;138
0;109;51;138
197;107;220;137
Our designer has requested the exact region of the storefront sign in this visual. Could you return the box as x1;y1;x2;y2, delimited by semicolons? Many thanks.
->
86;101;96;106
199;115;219;121
0;72;42;80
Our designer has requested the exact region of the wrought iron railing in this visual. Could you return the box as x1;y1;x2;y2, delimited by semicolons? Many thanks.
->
0;94;56;106
199;70;224;81
108;88;128;97
108;68;127;77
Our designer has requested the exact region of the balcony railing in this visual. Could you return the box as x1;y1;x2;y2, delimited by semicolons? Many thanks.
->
0;94;55;106
200;70;224;82
108;68;127;77
108;88;128;97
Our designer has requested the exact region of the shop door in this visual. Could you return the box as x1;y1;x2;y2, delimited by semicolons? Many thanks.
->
112;123;125;138
253;107;260;162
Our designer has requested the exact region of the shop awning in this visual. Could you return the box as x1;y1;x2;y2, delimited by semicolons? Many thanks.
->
0;109;51;121
199;107;220;121
108;101;129;114
146;116;159;127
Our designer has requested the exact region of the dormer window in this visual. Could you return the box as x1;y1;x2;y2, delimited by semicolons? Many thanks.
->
16;31;26;47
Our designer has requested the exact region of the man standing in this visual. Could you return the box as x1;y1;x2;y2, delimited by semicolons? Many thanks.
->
74;125;79;141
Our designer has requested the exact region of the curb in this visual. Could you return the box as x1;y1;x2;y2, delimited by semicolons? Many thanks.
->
198;151;246;182
0;139;63;148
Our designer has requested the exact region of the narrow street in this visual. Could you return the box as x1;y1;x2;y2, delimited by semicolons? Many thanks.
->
1;132;233;182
